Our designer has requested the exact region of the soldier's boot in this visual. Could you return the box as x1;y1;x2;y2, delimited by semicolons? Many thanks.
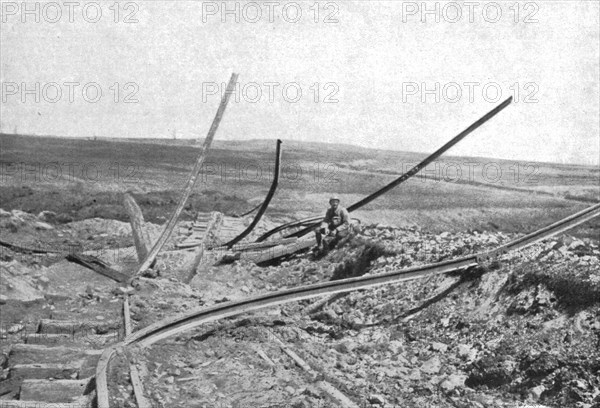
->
314;231;324;252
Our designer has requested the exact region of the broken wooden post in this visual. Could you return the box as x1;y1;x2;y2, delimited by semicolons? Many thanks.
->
131;72;238;281
184;211;223;283
65;254;128;283
123;297;132;337
123;193;151;263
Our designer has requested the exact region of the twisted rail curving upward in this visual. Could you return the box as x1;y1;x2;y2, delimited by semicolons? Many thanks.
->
222;139;283;248
256;96;513;242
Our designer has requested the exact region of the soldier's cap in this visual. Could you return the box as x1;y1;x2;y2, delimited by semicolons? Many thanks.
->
329;195;340;203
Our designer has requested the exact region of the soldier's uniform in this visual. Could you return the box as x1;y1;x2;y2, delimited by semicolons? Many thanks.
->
315;196;349;249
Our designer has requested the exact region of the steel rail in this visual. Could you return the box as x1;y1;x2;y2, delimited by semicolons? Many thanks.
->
256;97;513;242
222;139;283;248
96;202;599;408
0;238;65;254
236;202;262;218
254;216;322;242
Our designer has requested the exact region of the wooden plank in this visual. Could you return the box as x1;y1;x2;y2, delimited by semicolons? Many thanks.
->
1;399;91;408
0;238;63;254
276;340;313;373
9;344;101;365
176;241;204;249
38;319;120;335
129;361;152;408
24;333;72;345
131;73;238;281
24;332;117;347
194;212;212;222
10;361;84;379
20;379;90;403
253;346;275;367
123;193;151;263
37;319;80;335
0;378;21;399
123;298;132;337
272;335;359;408
185;212;223;283
66;253;128;283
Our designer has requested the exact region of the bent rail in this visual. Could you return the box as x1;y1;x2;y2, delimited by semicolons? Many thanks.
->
222;139;283;248
96;202;600;408
236;202;262;218
254;216;322;242
256;96;513;242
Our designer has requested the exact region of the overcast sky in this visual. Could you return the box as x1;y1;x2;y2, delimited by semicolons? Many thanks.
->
1;1;598;165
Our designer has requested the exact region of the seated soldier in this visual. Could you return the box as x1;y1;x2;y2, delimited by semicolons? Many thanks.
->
315;195;350;250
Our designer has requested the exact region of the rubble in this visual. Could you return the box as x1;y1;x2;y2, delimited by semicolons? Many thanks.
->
1;205;599;407
440;373;467;393
420;356;441;375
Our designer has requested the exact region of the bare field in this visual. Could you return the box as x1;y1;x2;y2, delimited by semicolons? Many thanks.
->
1;134;598;236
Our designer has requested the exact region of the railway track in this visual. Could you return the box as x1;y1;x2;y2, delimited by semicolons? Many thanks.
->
94;202;600;408
0;314;122;407
176;212;250;249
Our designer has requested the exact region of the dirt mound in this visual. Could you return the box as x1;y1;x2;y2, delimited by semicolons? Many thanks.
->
0;261;45;302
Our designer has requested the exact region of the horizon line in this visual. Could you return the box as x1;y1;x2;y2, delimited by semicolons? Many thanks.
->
1;132;599;169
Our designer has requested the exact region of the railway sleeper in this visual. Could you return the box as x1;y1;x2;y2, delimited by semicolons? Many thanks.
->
9;344;102;366
2;318;120;406
0;395;94;408
9;360;84;380
19;378;94;403
38;319;121;336
24;333;117;347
